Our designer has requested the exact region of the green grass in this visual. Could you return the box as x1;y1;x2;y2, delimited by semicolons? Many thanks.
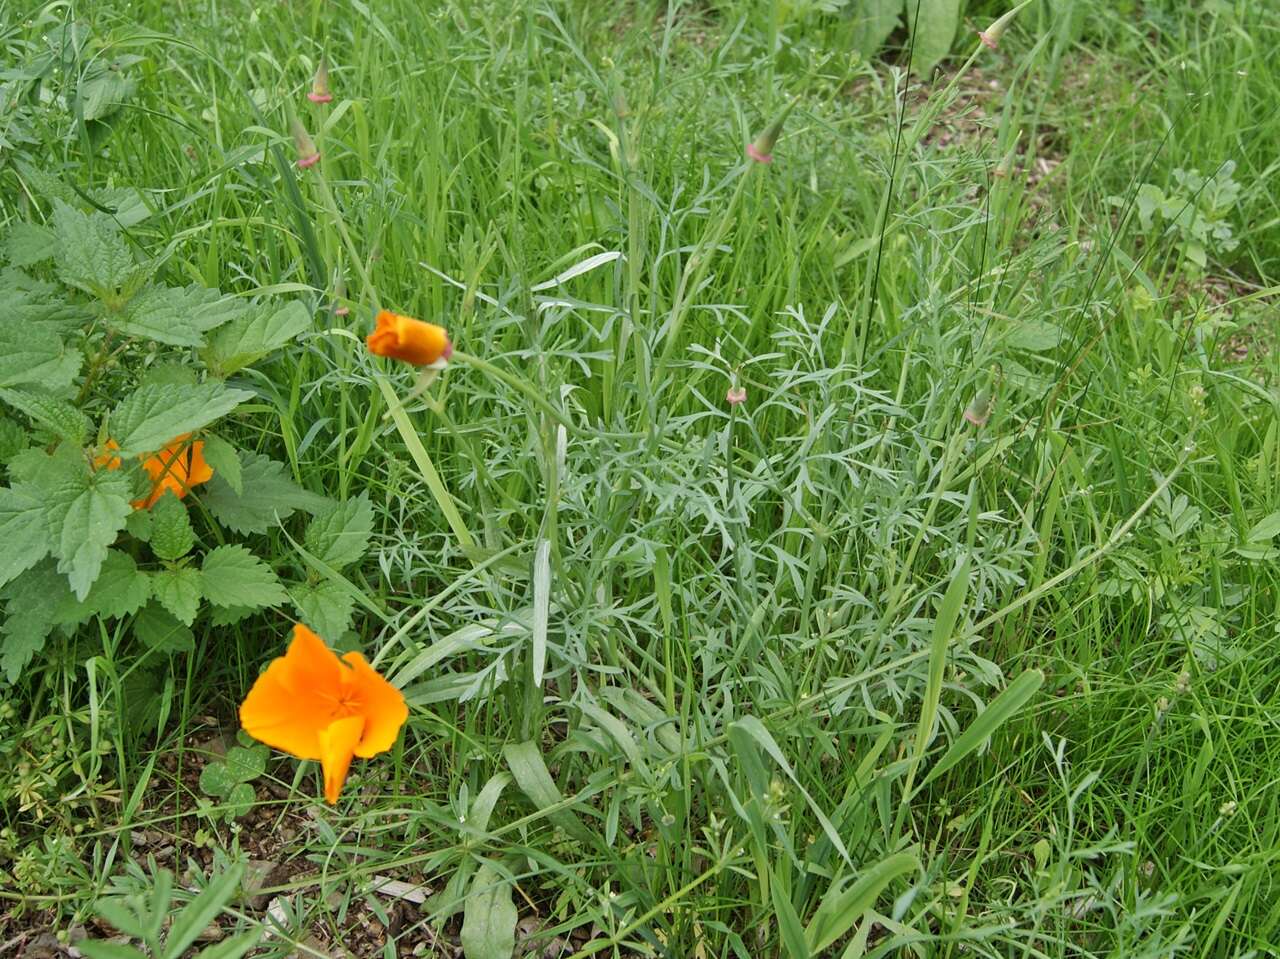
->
2;0;1278;956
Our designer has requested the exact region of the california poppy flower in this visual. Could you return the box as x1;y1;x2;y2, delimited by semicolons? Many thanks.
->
239;624;408;804
96;434;214;509
366;310;452;366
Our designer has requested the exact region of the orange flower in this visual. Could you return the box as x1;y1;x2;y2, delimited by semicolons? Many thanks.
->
366;310;452;366
96;435;214;509
239;624;408;804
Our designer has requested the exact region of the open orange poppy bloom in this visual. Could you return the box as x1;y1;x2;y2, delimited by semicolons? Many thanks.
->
366;310;452;366
96;434;214;509
239;624;408;804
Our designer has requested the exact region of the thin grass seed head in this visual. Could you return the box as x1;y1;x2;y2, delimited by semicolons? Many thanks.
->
308;56;333;104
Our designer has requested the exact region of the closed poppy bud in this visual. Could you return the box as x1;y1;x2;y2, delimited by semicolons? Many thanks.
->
308;57;333;104
290;115;320;168
963;388;994;427
747;96;799;165
978;0;1028;50
240;624;408;804
366;310;452;366
726;385;747;406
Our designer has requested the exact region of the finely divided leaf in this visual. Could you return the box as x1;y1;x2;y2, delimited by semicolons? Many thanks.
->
303;493;374;569
201;545;287;609
110;383;252;457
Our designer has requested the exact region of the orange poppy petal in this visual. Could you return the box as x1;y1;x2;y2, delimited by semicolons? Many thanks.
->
318;715;365;803
341;652;409;758
239;663;330;759
186;441;213;488
366;310;450;366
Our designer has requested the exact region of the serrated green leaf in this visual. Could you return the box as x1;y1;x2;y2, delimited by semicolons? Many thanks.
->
109;285;246;347
224;745;266;783
81;550;151;619
109;382;252;457
204;300;311;375
202;451;328;534
43;453;134;600
0;321;82;391
3;222;56;267
126;507;153;541
304;493;374;569
133;601;194;653
1;565;62;681
208;604;256;626
149;491;195;560
0;418;27;463
289;580;355;640
0;485;51;589
200;544;288;609
460;862;518;959
200;435;241;495
51;200;138;297
0;388;91;444
152;566;202;625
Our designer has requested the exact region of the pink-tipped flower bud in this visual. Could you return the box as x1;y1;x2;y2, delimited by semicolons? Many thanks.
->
308;57;333;104
747;96;799;165
332;277;349;317
290;115;320;168
963;388;993;427
977;0;1029;51
726;386;747;406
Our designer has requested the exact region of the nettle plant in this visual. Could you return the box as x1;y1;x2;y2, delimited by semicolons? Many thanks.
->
0;199;374;686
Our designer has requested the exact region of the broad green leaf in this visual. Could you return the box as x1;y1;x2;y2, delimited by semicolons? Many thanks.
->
303;493;374;569
204;300;311;375
78;64;136;122
922;669;1045;786
162;861;245;959
152;567;202;625
503;741;591;843
109;285;245;347
289;580;355;640
851;0;902;56
1001;319;1066;353
78;940;148;959
0;387;91;444
202;451;328;534
467;773;511;834
1245;511;1280;542
1;565;63;681
906;0;960;73
201;435;242;494
224;745;267;783
0;321;81;391
110;383;252;457
0;418;26;463
149;491;195;561
81;550;151;620
199;761;235;799
222;782;255;820
805;852;920;953
195;932;260;959
201;545;287;609
134;601;195;653
460;862;517;959
51;201;138;297
913;556;971;761
771;862;809;959
0;485;51;588
531;537;551;688
3;222;56;266
44;454;134;600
